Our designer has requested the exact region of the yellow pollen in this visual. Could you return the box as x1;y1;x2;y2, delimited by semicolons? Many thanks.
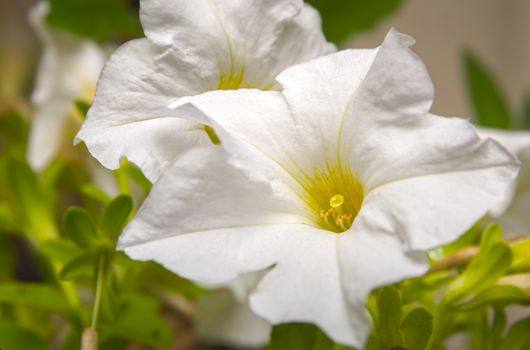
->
330;194;345;209
296;162;364;234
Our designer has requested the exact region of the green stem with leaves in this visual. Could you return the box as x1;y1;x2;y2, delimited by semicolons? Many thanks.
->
82;253;106;350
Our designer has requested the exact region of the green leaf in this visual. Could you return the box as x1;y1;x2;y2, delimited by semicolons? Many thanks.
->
400;307;433;350
63;207;98;249
105;294;173;347
120;160;152;195
270;323;334;350
511;238;530;272
41;239;83;265
81;184;112;206
445;224;512;304
306;0;405;43
376;286;403;347
522;94;530;130
60;251;98;280
459;285;530;310
502;317;530;350
47;0;143;43
0;321;50;350
99;195;132;242
464;51;512;129
0;107;29;156
0;282;70;315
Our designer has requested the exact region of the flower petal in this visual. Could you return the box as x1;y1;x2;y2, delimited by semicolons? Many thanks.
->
338;230;429;345
140;0;315;88
75;38;212;181
354;141;518;250
249;231;359;346
118;146;306;254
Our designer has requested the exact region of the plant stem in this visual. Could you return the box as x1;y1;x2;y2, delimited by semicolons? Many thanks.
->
91;253;105;330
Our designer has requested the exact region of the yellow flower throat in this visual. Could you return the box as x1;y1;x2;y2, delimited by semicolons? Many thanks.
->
298;163;364;233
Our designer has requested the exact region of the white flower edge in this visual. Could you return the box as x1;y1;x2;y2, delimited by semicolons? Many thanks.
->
118;29;519;347
476;127;530;232
28;2;107;171
75;0;334;182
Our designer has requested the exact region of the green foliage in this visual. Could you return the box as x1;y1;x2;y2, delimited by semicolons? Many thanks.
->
47;0;143;43
0;282;71;315
463;51;512;129
459;285;530;310
501;317;530;350
523;95;530;130
64;208;98;249
376;286;403;347
99;195;133;242
400;308;433;350
60;251;98;280
0;321;50;350
306;0;405;43
270;323;336;350
445;224;512;304
103;294;173;347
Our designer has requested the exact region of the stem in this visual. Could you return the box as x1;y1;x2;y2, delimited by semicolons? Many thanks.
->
91;254;105;330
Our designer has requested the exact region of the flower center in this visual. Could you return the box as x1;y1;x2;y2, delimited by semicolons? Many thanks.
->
217;69;254;90
297;163;364;233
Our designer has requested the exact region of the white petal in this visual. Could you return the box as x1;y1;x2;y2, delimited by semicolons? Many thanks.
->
355;143;518;250
75;38;211;181
476;127;530;156
276;48;377;160
118;146;306;255
338;230;429;345
140;0;312;89
477;127;530;215
249;231;359;346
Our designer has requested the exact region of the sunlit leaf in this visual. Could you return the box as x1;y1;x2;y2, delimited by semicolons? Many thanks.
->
81;184;112;206
0;321;50;350
460;285;530;310
306;0;405;43
400;307;433;350
445;224;512;304
270;323;334;350
464;51;511;129
47;0;143;43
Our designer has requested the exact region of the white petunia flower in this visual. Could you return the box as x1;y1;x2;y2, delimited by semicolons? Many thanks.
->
117;29;519;347
476;127;530;233
28;2;107;171
75;0;335;182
